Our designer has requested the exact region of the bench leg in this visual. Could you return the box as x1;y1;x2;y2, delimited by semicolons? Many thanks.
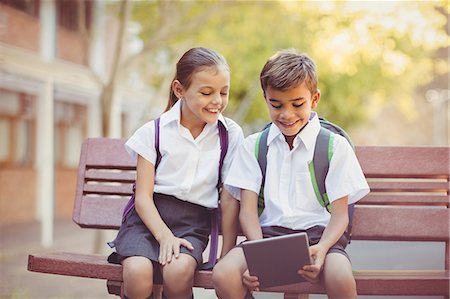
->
284;294;309;299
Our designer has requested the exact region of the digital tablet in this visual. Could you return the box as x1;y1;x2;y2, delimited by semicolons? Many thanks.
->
242;232;312;288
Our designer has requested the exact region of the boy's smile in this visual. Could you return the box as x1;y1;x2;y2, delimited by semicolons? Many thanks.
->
265;83;320;147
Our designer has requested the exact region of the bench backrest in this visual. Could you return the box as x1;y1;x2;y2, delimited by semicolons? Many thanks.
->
73;139;450;266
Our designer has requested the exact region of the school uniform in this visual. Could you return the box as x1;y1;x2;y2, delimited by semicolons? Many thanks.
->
111;100;244;266
224;112;369;257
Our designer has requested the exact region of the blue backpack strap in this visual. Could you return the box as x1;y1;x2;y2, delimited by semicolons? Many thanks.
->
255;125;270;216
202;120;228;270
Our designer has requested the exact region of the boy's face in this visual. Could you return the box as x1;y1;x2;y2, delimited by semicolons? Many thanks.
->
265;82;320;138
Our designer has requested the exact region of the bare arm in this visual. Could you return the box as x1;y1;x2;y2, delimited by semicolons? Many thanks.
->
219;188;240;257
300;196;349;282
239;189;263;241
134;155;193;265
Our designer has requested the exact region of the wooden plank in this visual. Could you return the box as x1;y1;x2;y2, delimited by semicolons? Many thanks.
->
85;138;136;169
75;196;127;229
27;252;122;281
367;180;449;192
351;206;450;241
356;146;450;178
83;183;133;196
359;194;449;206
84;169;136;182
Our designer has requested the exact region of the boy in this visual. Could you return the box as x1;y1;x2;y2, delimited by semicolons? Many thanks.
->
212;49;369;299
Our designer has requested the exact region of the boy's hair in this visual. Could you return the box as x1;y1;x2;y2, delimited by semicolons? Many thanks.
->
260;49;318;96
166;47;230;111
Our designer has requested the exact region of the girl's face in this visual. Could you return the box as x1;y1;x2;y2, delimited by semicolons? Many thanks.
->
175;65;230;127
265;82;320;142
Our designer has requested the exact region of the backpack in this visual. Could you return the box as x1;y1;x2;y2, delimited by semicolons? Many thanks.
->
255;118;355;243
121;117;228;268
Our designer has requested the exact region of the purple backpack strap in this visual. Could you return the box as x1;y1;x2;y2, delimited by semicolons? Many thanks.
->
202;120;228;269
121;118;161;219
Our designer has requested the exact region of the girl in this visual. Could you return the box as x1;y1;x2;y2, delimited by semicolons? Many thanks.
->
110;47;243;299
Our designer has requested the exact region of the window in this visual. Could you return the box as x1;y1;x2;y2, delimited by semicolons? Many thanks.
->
54;101;87;168
0;89;36;167
56;0;91;31
0;0;40;17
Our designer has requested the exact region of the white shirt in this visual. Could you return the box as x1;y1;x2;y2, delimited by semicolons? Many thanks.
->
225;112;370;230
125;100;244;208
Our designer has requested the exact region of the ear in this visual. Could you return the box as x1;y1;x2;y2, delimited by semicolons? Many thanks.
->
172;80;184;99
311;90;321;109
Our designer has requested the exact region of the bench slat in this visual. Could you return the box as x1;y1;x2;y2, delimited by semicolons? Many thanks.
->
352;206;449;241
85;169;136;182
28;253;449;296
356;146;450;178
74;196;127;229
85;138;135;168
360;194;449;206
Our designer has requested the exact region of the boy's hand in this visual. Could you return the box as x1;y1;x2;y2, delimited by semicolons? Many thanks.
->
298;244;326;283
242;269;260;292
158;233;193;265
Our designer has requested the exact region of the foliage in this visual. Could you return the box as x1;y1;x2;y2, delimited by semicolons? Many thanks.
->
126;0;448;131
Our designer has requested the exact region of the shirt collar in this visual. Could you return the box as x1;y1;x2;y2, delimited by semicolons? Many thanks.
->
159;99;228;130
267;112;320;151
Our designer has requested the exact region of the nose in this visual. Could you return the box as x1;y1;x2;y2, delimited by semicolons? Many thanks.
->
280;107;294;120
211;92;222;105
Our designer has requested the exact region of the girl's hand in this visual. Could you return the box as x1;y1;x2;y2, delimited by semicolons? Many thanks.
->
242;269;260;292
158;233;194;265
298;244;326;283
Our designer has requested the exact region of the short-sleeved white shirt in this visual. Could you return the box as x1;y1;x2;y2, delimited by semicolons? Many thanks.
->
224;112;369;230
125;100;244;208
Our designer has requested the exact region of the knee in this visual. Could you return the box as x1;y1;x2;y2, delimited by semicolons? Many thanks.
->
212;260;237;289
324;271;356;299
163;258;195;289
122;258;153;298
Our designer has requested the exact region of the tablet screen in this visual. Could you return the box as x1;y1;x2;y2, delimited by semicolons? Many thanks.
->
242;232;312;288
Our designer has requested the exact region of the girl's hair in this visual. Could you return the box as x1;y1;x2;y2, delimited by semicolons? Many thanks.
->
165;47;230;112
260;49;318;96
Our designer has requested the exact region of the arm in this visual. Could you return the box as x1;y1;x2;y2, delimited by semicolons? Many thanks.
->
299;195;349;282
239;189;263;292
134;155;193;265
219;188;240;257
239;189;263;241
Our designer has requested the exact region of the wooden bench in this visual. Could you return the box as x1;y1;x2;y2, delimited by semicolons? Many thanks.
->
28;138;450;298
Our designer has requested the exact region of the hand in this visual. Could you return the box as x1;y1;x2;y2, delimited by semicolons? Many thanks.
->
158;233;194;265
242;269;260;292
298;244;326;283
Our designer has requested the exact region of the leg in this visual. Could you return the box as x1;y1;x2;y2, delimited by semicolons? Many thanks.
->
213;247;248;299
122;256;154;299
160;253;197;299
219;189;240;257
322;253;357;299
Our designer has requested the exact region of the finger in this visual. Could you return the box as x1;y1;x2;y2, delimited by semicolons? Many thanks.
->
173;243;180;258
180;239;194;250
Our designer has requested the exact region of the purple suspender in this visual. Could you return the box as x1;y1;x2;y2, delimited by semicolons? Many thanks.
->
122;118;228;268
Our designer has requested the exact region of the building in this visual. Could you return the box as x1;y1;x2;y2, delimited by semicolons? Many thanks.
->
0;0;156;245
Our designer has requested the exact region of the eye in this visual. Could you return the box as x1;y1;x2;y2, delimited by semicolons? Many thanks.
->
293;103;304;108
271;104;282;109
220;92;228;96
201;92;211;96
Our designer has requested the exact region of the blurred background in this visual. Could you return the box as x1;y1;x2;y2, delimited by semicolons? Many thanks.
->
0;0;448;298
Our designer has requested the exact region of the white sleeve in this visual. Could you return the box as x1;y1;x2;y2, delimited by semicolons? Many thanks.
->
224;133;263;201
124;121;157;165
325;135;370;205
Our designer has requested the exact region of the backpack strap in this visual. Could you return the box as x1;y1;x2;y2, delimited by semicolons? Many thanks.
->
309;127;334;212
121;118;161;219
255;125;270;216
202;120;228;270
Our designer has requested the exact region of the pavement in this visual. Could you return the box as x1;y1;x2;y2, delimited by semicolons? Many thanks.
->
1;218;445;299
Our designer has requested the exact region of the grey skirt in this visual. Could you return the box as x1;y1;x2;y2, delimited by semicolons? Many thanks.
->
109;193;212;267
